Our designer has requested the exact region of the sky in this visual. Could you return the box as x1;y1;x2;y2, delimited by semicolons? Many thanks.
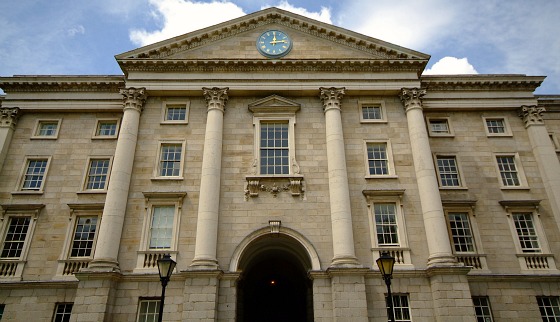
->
0;0;559;94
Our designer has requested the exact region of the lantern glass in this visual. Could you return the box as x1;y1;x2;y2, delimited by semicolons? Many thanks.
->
376;252;395;278
157;254;176;280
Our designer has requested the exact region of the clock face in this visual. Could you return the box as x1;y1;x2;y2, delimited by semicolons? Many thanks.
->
256;30;293;58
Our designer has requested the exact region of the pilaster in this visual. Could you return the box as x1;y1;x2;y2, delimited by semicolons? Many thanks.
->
519;105;560;234
182;270;222;321
426;267;477;321
319;87;360;268
88;87;146;271
0;106;20;173
191;87;228;269
70;272;121;322
327;267;369;322
400;88;456;267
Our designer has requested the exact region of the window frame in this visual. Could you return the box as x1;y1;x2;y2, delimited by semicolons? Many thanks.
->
14;156;52;194
537;296;560;321
80;156;113;192
137;297;161;322
483;116;512;137
52;302;73;322
31;119;61;139
56;203;103;278
387;293;412;322
364;140;397;178
434;154;467;189
253;116;297;176
152;140;186;180
161;99;190;124
494;153;528;189
92;118;120;139
472;296;494;322
359;100;387;123
427;117;454;137
549;132;560;152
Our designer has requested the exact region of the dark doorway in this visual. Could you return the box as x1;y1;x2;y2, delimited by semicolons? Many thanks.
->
236;241;313;322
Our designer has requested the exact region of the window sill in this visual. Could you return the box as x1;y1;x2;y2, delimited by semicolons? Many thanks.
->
429;133;455;138
91;136;118;140
360;120;387;124
439;187;468;190
11;190;44;195
76;190;107;195
365;175;398;179
500;186;530;191
245;175;304;199
160;121;188;125
30;136;58;140
486;134;513;137
151;177;184;181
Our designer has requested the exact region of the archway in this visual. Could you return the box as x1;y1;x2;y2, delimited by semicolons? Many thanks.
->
235;233;314;322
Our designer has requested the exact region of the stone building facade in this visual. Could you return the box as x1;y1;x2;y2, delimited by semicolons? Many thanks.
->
0;7;560;321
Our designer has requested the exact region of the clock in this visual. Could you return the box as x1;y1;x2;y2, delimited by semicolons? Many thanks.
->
256;30;293;58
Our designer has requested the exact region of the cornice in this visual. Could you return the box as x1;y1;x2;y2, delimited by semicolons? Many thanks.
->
0;76;125;93
118;9;427;61
421;75;545;92
118;59;427;73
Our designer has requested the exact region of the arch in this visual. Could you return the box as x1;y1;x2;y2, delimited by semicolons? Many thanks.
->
229;225;321;272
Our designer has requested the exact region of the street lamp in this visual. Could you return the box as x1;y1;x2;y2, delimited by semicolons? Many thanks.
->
376;252;396;322
157;254;177;322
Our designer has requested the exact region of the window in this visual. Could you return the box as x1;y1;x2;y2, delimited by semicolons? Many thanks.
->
260;122;289;175
365;141;396;177
0;304;4;320
153;141;185;179
17;157;51;192
473;296;494;322
52;303;72;322
83;158;111;191
448;212;475;253
56;204;101;277
549;133;560;152
359;101;386;123
0;204;42;279
483;117;511;136
374;203;399;246
32;119;61;139
537;296;560;321
161;100;189;124
93;119;119;138
495;154;527;188
1;217;31;259
136;192;185;272
427;117;454;136
137;298;160;322
436;155;464;187
387;294;411;322
512;213;541;253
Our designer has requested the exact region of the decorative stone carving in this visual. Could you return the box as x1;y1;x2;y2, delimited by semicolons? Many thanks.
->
0;107;20;129
519;105;545;127
244;176;304;199
400;88;426;112
203;87;229;112
269;220;281;234
319;87;345;112
120;87;147;112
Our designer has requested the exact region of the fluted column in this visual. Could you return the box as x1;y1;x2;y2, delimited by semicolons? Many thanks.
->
400;88;455;267
0;106;20;173
519;105;560;231
89;87;147;271
191;87;228;269
319;87;360;267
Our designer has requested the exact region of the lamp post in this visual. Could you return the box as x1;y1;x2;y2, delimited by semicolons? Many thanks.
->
157;254;177;322
376;252;396;322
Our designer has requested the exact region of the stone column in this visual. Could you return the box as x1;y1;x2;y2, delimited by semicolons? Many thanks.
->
0;106;20;173
89;87;147;271
400;88;455;267
519;105;560;231
319;87;360;267
191;87;228;269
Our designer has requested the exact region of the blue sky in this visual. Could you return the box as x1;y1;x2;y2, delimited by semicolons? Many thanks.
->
1;0;559;94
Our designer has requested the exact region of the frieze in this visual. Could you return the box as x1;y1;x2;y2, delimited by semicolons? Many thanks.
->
0;81;124;93
421;80;543;92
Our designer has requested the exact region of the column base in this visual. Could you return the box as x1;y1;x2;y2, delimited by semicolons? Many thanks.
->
426;254;459;268
190;257;220;270
84;258;120;273
330;255;362;268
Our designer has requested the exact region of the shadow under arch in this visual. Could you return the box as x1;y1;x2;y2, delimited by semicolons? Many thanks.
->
232;226;320;322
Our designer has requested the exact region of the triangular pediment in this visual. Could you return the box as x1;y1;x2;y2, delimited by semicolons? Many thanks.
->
116;7;429;64
248;95;301;114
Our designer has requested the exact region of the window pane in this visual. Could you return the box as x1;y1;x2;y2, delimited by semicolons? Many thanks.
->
96;122;117;136
260;122;289;175
486;119;505;133
448;213;475;253
374;203;399;246
53;303;73;322
367;143;388;175
1;217;31;258
537;296;560;321
437;156;460;187
166;106;186;121
496;156;520;186
473;297;494;322
138;299;161;322
159;144;182;177
362;106;382;120
86;159;110;190
513;213;540;253
37;121;58;136
22;159;48;190
430;120;449;133
387;294;411;322
70;216;98;257
149;206;174;249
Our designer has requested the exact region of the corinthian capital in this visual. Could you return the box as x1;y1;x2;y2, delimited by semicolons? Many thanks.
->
400;88;426;112
519;105;545;127
120;87;147;113
203;87;229;112
319;87;345;112
0;107;21;129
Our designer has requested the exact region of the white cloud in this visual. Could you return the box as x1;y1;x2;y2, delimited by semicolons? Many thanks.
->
129;0;246;46
67;25;85;37
423;57;478;75
261;1;332;24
